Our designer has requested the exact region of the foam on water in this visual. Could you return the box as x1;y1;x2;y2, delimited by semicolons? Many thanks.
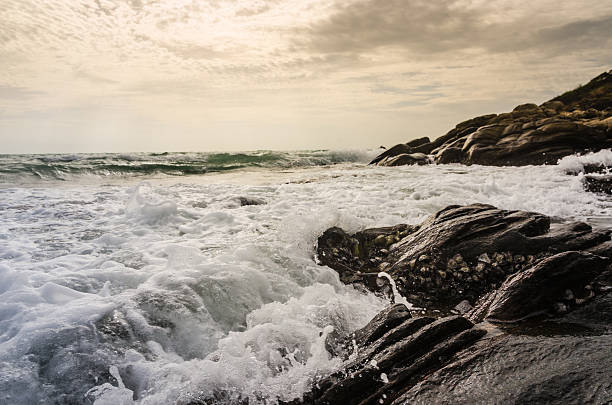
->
0;151;611;404
557;149;612;174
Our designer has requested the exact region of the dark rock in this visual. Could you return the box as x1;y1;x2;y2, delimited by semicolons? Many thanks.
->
406;137;431;147
317;204;611;311
298;315;482;405
562;162;612;195
453;299;473;314
351;303;412;347
585;174;612;195
551;70;612;111
236;196;266;206
410;141;436;154
325;303;412;358
316;224;416;287
369;70;612;167
513;103;540;112
302;201;612;405
392;329;612;405
370;140;435;166
295;294;612;405
377;153;428;166
353;316;437;363
365;327;486;405
370;144;414;165
477;251;610;322
587;240;612;258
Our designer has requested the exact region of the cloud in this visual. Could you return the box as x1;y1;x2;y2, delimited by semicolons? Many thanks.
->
122;79;211;97
524;16;612;52
158;41;224;60
300;0;612;57
0;85;44;99
74;69;118;85
371;84;441;95
1;0;611;153
388;97;443;109
300;0;486;54
235;5;270;17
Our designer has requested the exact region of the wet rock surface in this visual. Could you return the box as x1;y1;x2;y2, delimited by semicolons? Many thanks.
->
371;70;612;167
236;196;266;206
582;164;612;195
585;174;612;194
317;204;611;311
393;325;612;405
471;251;609;322
299;203;612;405
290;312;485;405
316;224;416;289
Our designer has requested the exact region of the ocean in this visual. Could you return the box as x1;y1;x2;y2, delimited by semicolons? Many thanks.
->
1;149;611;404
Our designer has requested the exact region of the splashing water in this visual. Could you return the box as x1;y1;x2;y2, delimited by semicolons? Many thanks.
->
377;272;418;310
0;150;610;404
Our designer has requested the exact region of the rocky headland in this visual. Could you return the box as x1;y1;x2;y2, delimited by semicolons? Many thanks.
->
290;204;612;404
371;70;612;171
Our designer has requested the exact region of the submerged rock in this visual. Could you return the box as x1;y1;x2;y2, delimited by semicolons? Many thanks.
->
584;174;612;195
371;70;612;167
236;196;266;206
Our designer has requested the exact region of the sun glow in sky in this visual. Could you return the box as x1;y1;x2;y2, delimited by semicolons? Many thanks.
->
1;0;611;153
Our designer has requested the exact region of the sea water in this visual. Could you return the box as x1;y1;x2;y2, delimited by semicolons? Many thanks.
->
0;149;610;404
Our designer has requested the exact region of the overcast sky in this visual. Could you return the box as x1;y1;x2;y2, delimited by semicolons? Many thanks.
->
1;0;611;153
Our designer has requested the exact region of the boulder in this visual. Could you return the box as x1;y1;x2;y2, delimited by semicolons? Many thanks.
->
377;153;428;166
317;224;416;287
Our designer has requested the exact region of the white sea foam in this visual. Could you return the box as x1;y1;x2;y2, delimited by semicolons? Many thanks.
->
557;149;612;174
0;152;610;404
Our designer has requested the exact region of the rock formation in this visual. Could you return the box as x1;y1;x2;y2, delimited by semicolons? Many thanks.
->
317;204;610;311
371;70;612;167
296;204;612;404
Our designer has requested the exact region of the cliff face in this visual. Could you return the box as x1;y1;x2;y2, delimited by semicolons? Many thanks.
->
372;70;612;166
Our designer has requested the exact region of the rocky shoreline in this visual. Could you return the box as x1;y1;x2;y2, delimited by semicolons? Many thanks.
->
301;70;612;402
292;204;612;404
371;71;612;182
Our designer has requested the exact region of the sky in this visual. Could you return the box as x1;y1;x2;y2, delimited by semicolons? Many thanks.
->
1;0;611;153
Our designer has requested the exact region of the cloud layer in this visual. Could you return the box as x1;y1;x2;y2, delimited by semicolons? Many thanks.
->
0;0;610;152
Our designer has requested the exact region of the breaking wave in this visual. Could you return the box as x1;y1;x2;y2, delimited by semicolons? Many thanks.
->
0;150;380;184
